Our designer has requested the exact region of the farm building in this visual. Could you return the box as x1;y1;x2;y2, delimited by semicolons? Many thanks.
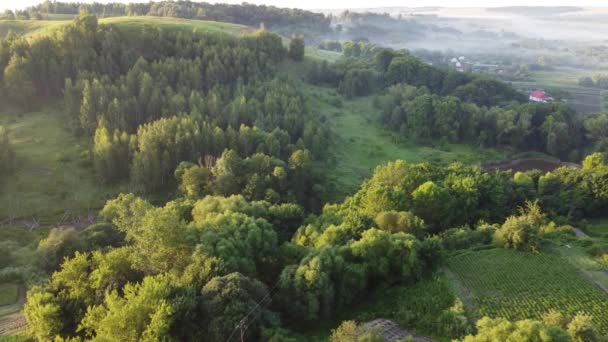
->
450;57;471;73
529;90;553;103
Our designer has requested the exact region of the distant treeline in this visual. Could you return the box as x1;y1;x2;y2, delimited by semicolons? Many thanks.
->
21;0;331;38
487;6;583;15
579;74;608;89
309;45;525;106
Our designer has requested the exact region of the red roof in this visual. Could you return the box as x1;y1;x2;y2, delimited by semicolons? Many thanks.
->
529;90;548;100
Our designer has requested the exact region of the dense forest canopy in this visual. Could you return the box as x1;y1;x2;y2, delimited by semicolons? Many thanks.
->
0;2;608;342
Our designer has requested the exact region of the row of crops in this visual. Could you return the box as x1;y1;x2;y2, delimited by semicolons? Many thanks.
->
446;248;608;334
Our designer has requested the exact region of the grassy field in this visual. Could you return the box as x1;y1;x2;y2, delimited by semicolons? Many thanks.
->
0;285;17;307
100;16;250;36
305;46;343;62
0;16;250;40
301;83;506;199
0;107;122;226
446;248;608;335
512;68;605;114
585;218;608;238
0;20;69;38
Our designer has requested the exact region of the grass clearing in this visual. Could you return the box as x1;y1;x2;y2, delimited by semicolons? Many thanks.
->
0;107;123;225
100;16;250;37
585;218;608;238
446;248;608;335
305;46;342;62
0;285;18;307
302;84;506;199
0;20;69;38
0;16;250;41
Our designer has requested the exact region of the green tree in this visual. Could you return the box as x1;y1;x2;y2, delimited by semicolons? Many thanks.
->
192;212;278;277
3;55;36;109
567;313;600;342
288;35;305;61
460;317;570;342
37;227;87;272
0;126;16;176
178;164;211;198
202;272;272;342
330;320;383;342
23;287;63;341
412;181;452;232
374;211;426;237
493;202;545;252
80;275;175;342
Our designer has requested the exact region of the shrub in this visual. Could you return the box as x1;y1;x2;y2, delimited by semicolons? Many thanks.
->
37;228;87;272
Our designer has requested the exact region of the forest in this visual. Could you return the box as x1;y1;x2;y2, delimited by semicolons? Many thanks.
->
0;3;607;342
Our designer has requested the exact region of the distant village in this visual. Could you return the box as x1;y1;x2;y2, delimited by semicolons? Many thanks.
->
447;56;554;104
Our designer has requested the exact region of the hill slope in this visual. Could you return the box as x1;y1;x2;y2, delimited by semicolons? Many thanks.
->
0;16;251;39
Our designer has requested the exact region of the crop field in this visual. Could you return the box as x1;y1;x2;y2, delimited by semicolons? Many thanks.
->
447;248;608;335
512;68;605;114
556;86;601;114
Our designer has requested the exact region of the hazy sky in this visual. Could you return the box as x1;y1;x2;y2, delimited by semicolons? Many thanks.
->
2;0;608;11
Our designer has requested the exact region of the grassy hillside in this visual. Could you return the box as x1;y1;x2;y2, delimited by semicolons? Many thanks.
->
0;16;250;40
301;82;506;199
280;59;508;200
0;107;123;226
0;20;69;38
100;16;250;36
0;16;255;229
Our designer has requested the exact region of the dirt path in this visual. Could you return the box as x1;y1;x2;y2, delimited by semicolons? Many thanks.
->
556;230;608;295
443;267;478;318
0;314;26;335
577;268;608;294
573;227;589;238
0;284;27;336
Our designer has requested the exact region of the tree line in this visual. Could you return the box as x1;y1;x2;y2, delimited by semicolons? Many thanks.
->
24;192;439;341
22;0;332;40
23;152;608;340
579;74;608;89
307;46;525;107
375;83;588;160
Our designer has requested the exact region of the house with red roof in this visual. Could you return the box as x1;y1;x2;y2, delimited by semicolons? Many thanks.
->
529;90;553;103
